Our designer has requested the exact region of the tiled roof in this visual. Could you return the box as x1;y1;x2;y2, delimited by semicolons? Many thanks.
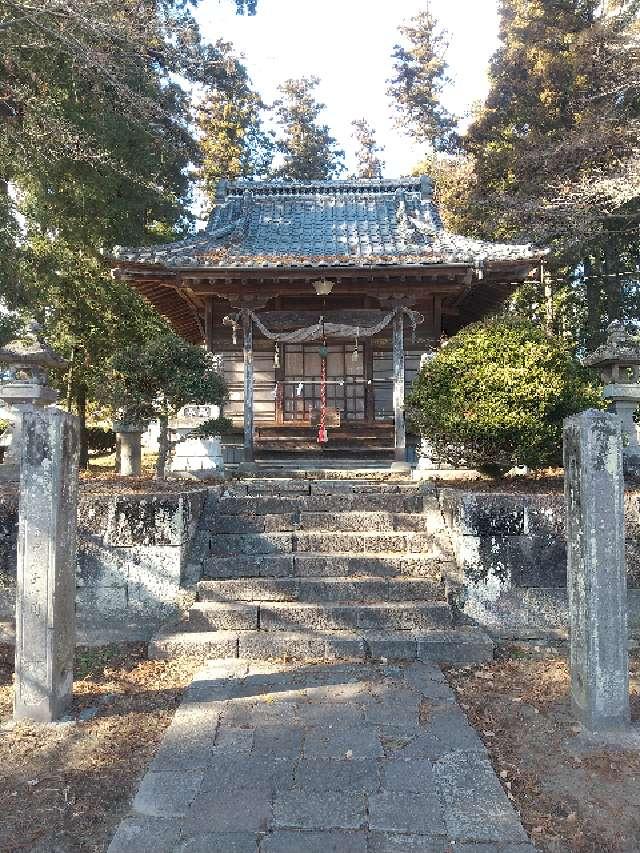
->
112;177;541;269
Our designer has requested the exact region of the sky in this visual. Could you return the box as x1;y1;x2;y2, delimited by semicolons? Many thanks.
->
195;0;501;177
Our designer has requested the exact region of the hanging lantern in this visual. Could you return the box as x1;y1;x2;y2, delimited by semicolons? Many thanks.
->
319;343;328;358
296;382;304;397
232;321;238;346
274;342;280;369
352;337;359;363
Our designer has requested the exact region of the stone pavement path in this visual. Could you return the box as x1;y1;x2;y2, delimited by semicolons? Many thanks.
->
108;660;536;853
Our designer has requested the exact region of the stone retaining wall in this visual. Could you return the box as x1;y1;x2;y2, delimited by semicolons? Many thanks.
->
0;488;210;640
440;488;640;637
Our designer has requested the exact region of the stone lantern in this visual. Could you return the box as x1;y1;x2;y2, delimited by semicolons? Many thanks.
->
0;322;67;481
583;320;640;472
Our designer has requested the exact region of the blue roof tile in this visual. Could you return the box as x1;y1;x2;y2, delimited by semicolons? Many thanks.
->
112;177;541;268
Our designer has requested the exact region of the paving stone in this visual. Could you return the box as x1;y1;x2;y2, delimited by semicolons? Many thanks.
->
368;791;445;834
303;725;383;759
434;751;529;843
107;662;530;852
214;726;254;752
184;785;273;833
253;724;304;757
293;758;379;792
454;845;537;853
149;708;220;772
298;703;365;726
107;816;182;853
260;830;368;852
132;770;203;818
381;758;436;792
384;711;485;758
200;754;295;792
177;832;258;853
367;834;450;852
364;698;419;726
273;790;366;830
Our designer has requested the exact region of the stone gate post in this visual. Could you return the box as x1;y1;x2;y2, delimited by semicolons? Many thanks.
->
14;408;80;722
563;409;630;730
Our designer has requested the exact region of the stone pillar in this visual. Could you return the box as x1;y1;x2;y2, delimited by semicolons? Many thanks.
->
14;408;80;722
242;310;254;465
113;422;143;476
391;311;410;472
563;409;630;731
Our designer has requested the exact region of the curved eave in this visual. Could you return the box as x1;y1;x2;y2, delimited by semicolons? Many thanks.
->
113;254;543;344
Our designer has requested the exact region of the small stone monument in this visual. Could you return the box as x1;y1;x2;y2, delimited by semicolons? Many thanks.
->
170;435;224;478
583;321;640;475
563;409;630;731
0;322;67;481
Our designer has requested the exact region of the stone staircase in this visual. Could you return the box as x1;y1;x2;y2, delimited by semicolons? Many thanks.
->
149;475;493;663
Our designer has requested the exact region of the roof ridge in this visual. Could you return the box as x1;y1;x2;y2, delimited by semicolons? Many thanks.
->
218;176;433;199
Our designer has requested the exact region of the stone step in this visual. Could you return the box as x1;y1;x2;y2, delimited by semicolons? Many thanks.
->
148;627;494;664
208;533;293;556
209;511;438;534
186;602;259;631
202;555;295;579
201;553;447;580
184;601;450;632
258;602;452;631
206;531;443;557
224;479;423;497
215;493;426;514
293;554;448;579
294;531;439;554
298;512;435;532
197;576;443;603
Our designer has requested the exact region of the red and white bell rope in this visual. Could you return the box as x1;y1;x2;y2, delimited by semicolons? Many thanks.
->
317;349;328;444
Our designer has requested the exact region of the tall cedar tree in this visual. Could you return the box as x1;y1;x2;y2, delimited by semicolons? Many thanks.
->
0;0;244;463
272;77;345;180
198;44;273;201
464;0;640;349
352;119;385;179
387;8;458;153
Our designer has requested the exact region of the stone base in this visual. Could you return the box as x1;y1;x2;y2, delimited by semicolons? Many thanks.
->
390;461;411;474
567;724;640;754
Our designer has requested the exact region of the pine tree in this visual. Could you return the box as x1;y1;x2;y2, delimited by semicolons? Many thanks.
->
463;0;640;348
0;1;250;463
387;7;458;153
272;77;345;180
198;47;273;201
352;119;385;179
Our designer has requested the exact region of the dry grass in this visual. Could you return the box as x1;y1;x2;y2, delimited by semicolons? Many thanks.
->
445;648;640;853
0;643;208;853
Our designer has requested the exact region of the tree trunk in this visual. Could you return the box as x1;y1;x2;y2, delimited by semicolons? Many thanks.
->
584;255;601;350
155;413;169;481
75;383;89;470
604;234;622;327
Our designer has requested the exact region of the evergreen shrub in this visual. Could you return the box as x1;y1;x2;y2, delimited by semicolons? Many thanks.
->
406;317;602;475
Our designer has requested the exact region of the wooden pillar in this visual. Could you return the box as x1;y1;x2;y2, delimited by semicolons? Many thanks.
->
242;310;254;463
204;298;214;352
433;295;442;339
364;339;375;421
392;310;407;466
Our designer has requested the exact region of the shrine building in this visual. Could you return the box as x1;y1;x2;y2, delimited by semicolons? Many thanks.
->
111;177;542;467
